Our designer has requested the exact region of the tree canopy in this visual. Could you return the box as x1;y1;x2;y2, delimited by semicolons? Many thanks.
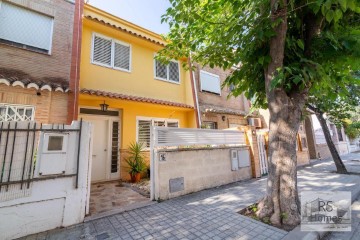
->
159;0;360;228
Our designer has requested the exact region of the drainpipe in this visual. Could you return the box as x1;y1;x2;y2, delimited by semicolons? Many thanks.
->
188;58;201;128
67;0;84;124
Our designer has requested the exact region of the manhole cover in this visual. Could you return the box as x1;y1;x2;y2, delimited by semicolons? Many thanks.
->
96;232;110;240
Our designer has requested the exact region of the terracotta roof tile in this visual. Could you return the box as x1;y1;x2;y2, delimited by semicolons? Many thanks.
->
80;89;194;109
85;15;166;47
0;68;69;92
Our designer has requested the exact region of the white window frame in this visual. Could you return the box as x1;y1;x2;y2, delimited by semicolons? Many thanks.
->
199;70;221;95
0;1;54;54
136;116;180;148
91;32;132;73
153;55;181;84
43;133;68;154
0;103;35;121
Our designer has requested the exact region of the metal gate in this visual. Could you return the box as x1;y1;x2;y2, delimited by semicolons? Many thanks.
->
257;133;268;175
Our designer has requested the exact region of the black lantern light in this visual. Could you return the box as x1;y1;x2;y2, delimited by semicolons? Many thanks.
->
100;101;109;112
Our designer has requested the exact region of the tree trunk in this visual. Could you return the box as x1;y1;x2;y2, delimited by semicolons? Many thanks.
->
256;0;302;229
316;112;348;174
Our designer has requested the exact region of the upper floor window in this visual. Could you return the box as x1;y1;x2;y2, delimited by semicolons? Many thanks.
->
200;70;221;95
154;59;180;83
0;1;53;54
92;33;131;72
0;104;35;121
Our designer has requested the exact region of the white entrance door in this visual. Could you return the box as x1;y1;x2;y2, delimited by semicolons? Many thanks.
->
91;118;109;182
80;114;120;182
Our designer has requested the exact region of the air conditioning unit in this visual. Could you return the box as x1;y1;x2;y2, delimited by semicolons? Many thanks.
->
248;118;262;128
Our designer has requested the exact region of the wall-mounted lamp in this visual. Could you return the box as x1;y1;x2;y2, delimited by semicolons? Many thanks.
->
222;116;226;121
100;101;109;112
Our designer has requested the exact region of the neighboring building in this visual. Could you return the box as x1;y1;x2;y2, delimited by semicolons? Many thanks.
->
312;117;351;159
259;109;311;166
79;4;197;182
193;64;252;129
0;0;83;124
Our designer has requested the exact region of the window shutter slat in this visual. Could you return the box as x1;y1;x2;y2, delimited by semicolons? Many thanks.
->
114;42;130;70
93;36;112;66
138;120;151;148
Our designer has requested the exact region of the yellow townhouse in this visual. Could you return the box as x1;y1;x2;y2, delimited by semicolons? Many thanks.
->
79;4;197;182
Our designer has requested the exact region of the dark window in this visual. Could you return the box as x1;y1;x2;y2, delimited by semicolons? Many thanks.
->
201;122;218;129
111;121;119;173
337;128;344;142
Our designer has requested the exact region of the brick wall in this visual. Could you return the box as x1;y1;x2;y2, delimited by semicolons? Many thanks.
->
194;64;250;112
0;85;68;124
0;0;75;81
201;112;247;129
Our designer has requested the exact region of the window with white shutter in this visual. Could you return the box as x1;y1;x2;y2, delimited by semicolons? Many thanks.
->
154;59;180;83
92;33;131;72
200;70;221;95
137;118;179;148
93;35;112;66
0;1;53;54
114;41;131;71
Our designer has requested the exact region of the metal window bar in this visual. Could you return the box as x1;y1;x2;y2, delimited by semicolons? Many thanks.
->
0;121;83;192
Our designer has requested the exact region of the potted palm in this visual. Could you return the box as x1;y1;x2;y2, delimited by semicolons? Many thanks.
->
124;142;147;183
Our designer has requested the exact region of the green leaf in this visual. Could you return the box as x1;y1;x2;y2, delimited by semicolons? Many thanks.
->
326;10;334;23
334;9;343;22
348;0;356;10
339;0;347;11
297;39;305;50
258;56;264;65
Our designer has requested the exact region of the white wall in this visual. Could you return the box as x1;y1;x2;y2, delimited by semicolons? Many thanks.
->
0;121;92;240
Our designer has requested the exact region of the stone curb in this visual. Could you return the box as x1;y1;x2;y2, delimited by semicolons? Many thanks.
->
282;183;360;240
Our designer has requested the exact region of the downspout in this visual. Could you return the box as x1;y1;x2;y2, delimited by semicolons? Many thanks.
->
188;58;201;128
67;0;84;124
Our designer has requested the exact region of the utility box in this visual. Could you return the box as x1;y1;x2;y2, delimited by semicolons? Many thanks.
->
230;149;239;171
238;149;250;168
38;133;68;175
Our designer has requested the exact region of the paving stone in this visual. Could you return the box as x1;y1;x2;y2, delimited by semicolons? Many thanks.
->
21;153;360;240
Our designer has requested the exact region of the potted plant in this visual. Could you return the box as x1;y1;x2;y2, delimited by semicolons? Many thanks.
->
124;141;147;183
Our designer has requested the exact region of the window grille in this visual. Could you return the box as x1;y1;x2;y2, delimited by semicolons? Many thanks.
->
155;60;180;83
92;34;131;72
0;104;35;121
137;118;179;148
169;62;179;82
0;1;53;53
200;70;221;94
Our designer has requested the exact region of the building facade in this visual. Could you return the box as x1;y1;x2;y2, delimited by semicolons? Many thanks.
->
0;0;82;124
193;64;251;129
79;4;197;182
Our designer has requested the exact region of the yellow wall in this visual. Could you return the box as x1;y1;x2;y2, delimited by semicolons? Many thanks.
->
80;5;195;107
79;96;196;149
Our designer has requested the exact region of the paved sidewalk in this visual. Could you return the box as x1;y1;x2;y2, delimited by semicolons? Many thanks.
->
23;152;360;240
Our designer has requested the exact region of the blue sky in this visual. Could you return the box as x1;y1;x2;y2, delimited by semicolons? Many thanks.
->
87;0;171;34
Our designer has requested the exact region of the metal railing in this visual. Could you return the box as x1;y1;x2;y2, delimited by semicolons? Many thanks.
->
0;120;82;193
